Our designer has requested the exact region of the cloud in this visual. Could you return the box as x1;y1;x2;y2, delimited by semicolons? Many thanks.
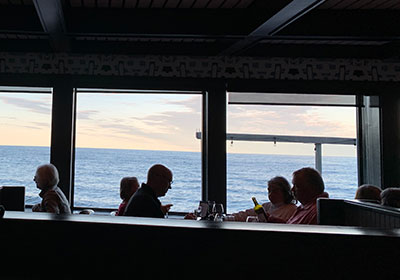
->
228;105;356;138
76;96;202;151
21;125;42;130
162;96;201;114
75;94;355;154
0;96;51;115
77;110;99;120
31;121;50;128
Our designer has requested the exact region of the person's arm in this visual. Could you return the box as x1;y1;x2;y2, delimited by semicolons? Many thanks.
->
231;208;257;222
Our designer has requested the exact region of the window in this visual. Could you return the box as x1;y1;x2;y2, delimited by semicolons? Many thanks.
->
227;92;358;213
0;86;52;205
74;89;202;212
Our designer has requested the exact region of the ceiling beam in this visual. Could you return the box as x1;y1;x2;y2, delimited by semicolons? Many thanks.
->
33;0;70;52
219;0;326;56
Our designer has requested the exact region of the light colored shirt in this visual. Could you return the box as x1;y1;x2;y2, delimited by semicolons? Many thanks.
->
35;186;71;214
232;202;297;223
286;192;329;225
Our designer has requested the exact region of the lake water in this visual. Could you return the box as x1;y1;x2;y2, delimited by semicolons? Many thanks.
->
0;145;357;213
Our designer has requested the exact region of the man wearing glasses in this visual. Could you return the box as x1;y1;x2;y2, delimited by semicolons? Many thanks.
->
124;164;173;218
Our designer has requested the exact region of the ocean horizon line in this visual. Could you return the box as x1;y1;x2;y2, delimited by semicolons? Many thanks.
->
0;144;357;158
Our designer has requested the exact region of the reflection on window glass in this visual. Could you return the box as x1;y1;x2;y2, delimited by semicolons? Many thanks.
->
74;90;202;212
227;101;357;213
0;87;52;205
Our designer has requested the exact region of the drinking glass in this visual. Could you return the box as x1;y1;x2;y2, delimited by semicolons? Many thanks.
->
213;203;224;216
194;205;202;220
246;216;259;223
213;203;225;221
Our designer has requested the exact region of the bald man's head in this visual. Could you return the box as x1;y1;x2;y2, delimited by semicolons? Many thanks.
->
146;164;173;197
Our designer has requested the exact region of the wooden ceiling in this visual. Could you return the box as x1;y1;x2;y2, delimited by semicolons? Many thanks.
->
318;0;400;9
0;0;398;58
3;0;399;9
67;0;257;8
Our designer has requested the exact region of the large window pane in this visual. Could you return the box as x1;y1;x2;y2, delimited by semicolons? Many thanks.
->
227;93;357;213
74;89;202;212
0;87;52;205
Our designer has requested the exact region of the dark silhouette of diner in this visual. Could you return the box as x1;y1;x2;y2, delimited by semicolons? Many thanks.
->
355;184;382;204
124;164;173;218
381;187;400;208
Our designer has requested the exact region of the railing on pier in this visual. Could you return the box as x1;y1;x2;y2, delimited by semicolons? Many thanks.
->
196;132;356;174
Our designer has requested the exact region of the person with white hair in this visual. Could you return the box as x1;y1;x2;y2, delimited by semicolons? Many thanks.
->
230;176;297;223
32;163;71;214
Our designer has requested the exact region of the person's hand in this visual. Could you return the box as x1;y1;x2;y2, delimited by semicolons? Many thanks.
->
184;213;197;220
161;204;173;215
32;203;42;212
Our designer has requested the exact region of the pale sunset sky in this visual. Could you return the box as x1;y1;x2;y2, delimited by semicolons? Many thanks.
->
0;87;357;157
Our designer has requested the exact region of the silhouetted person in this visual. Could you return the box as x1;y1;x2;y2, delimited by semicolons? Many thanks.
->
285;167;328;225
124;164;173;218
116;176;139;216
32;164;71;214
355;184;382;204
381;188;400;208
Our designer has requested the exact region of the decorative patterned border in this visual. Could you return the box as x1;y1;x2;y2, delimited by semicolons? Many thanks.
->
0;52;399;82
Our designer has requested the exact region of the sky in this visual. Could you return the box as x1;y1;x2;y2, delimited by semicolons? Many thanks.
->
0;88;357;157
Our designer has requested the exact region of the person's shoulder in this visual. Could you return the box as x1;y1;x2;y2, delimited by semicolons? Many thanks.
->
131;187;151;201
126;190;153;209
42;188;58;200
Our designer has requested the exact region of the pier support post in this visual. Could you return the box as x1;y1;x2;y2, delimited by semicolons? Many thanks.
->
315;143;322;174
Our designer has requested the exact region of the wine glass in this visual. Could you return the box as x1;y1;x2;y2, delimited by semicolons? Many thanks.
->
213;203;225;221
194;205;203;220
246;216;259;223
